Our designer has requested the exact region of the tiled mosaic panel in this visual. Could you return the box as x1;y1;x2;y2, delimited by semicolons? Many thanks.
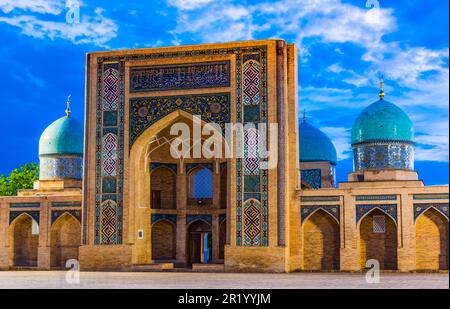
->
129;94;230;146
94;62;124;245
130;61;230;92
355;195;397;201
186;214;212;225
96;199;121;244
413;194;449;200
150;163;178;174
244;128;260;175
238;52;268;247
300;205;340;223
39;156;83;180
356;204;397;224
243;199;262;246
243;60;261;106
51;210;82;224
353;142;414;171
10;203;40;208
186;163;213;174
301;195;341;202
91;46;268;247
9;211;40;224
413;203;449;221
151;214;177;225
301;169;321;189
102;133;118;177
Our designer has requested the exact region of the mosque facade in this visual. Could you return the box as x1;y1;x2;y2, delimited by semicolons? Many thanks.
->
0;40;448;272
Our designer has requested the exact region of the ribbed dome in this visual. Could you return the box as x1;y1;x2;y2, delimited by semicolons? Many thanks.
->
352;99;414;144
299;121;337;165
39;115;83;156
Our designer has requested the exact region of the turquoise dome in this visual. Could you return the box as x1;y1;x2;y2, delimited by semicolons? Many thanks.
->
352;99;414;144
299;121;337;165
39;115;84;156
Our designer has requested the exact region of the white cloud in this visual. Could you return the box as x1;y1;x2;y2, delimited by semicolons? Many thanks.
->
320;126;351;160
0;6;117;46
0;0;65;14
167;0;214;10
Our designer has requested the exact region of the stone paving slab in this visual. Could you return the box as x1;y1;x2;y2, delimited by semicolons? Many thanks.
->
0;271;448;289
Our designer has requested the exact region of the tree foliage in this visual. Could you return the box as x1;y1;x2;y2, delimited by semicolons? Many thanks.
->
0;163;39;196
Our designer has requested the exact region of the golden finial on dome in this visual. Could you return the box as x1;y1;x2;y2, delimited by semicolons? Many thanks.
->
379;75;385;100
66;95;71;117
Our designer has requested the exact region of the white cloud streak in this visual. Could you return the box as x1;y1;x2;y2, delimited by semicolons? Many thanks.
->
0;4;117;46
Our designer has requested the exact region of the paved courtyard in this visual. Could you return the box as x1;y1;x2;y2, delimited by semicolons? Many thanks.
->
0;271;448;289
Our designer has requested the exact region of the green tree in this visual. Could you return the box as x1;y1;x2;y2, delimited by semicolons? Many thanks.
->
0;163;39;196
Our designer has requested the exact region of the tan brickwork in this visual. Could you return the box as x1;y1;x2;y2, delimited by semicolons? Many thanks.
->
303;210;340;270
151;220;176;260
416;208;449;270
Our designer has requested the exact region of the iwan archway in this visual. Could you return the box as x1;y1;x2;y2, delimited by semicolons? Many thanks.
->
80;41;299;272
129;110;229;267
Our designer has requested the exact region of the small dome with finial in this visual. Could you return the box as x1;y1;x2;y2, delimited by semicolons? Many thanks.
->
39;96;83;156
351;78;414;145
299;111;337;165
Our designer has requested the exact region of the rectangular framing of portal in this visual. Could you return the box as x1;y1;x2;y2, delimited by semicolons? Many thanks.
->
81;40;298;272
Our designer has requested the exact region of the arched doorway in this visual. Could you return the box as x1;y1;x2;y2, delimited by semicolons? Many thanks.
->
302;209;340;270
151;220;176;260
50;213;81;268
150;167;176;209
359;209;398;270
416;208;449;270
9;214;39;267
188;220;211;264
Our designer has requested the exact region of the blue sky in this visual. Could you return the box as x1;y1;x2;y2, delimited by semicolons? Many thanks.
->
0;0;448;185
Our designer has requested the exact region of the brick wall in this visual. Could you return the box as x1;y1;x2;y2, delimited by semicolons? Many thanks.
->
416;208;449;270
303;210;339;270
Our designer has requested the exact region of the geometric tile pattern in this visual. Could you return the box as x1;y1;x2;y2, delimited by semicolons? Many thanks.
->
151;214;177;225
102;133;118;177
355;195;397;201
356;204;397;224
242;199;262;246
51;210;82;224
353;141;414;171
92;45;268;248
9;211;40;224
130;61;230;92
186;214;212;226
238;52;268;247
413;203;449;222
150;163;178;175
243;60;261;106
191;168;214;199
129;94;230;146
300;205;340;224
99;199;119;244
244;128;260;175
413;194;449;200
10;203;40;208
373;215;386;233
301;196;341;202
301;169;322;189
40;155;83;180
93;62;124;245
186;163;213;174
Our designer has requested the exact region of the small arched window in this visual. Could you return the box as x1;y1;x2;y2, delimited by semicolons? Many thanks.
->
191;168;213;199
